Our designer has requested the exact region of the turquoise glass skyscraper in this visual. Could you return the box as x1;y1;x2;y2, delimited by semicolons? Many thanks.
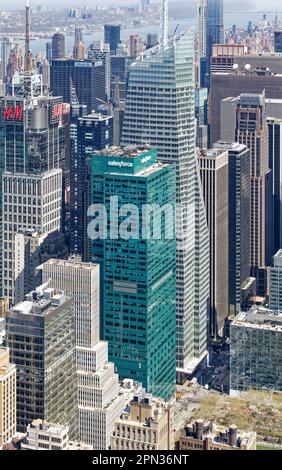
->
88;146;176;401
122;29;210;375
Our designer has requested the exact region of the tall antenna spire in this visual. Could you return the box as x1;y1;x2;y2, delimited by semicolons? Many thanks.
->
159;0;168;49
24;0;32;72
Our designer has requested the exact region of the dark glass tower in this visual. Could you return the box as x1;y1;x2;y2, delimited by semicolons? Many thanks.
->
268;118;282;255
52;33;65;60
205;0;224;86
50;59;106;113
104;25;121;54
70;112;113;256
214;141;251;316
274;31;282;53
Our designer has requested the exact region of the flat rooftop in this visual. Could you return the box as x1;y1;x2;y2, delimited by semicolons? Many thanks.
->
213;141;248;152
94;145;153;159
232;307;282;332
265;98;282;104
29;419;68;435
198;148;228;158
80;112;113;122
11;287;68;317
40;257;98;271
213;71;282;77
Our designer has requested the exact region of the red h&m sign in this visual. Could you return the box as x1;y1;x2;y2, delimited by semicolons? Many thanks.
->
52;103;63;119
3;105;23;121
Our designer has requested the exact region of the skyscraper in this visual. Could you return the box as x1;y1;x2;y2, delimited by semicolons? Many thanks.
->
198;0;207;58
0;92;65;175
213;141;251;316
52;33;65;60
2;170;62;304
6;42;23;83
110;55;128;101
104;25;121;55
230;307;282;393
121;20;209;374
88;41;111;100
40;258;128;449
206;0;224;57
0;347;16;449
204;0;224;87
274;31;282;53
268;118;282;255
73;42;86;61
70;112;113;256
129;35;143;60
13;229;68;299
0;3;67;304
89;146;176;400
141;0;150;11
50;59;106;113
73;21;85;61
198;148;229;337
195;87;208;148
74;23;83;45
220;93;273;295
269;249;282;311
6;285;78;436
235;94;273;294
0;37;13;82
210;68;282;145
146;33;158;50
46;42;52;61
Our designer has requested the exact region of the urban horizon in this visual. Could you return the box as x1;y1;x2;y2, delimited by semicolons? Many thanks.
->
0;0;281;460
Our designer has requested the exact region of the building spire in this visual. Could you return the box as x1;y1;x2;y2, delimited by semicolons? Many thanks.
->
24;0;32;72
159;0;168;49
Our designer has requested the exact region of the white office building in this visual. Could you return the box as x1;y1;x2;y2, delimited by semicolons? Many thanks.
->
40;258;133;449
22;419;92;450
2;169;62;304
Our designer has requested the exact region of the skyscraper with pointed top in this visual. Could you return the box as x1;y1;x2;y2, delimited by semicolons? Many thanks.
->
0;2;66;304
121;0;209;375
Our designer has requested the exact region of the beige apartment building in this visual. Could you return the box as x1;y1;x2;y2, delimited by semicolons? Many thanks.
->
0;347;16;449
111;394;175;451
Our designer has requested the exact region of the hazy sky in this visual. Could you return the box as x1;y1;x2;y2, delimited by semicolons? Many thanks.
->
0;0;280;10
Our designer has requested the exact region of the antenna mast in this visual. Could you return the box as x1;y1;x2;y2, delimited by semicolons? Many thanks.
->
25;0;32;72
159;0;168;49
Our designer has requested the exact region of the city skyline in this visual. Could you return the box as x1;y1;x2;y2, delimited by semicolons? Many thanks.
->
0;0;281;455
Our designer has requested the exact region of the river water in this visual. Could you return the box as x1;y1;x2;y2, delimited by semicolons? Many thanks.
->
17;11;278;56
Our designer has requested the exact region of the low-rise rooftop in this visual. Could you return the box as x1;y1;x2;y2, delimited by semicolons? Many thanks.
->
10;285;69;318
94;145;153;159
213;141;247;153
182;419;256;449
232;306;282;332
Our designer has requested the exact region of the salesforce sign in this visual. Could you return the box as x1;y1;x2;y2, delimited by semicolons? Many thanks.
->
108;160;134;168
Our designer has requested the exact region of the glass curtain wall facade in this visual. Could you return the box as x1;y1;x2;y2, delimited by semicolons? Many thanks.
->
89;148;176;400
121;30;209;373
6;290;77;436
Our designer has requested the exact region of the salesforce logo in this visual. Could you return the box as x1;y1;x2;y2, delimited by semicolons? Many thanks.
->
108;160;133;168
141;155;152;164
